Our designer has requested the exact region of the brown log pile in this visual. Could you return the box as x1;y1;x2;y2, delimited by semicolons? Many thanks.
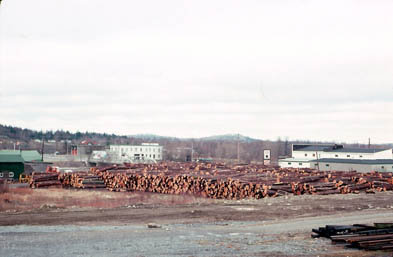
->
88;162;393;199
29;172;61;188
61;172;106;189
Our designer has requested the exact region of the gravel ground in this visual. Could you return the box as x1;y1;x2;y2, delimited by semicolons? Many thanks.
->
1;210;393;257
1;189;393;256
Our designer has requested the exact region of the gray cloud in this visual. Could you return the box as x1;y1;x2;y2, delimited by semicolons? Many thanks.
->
1;0;392;143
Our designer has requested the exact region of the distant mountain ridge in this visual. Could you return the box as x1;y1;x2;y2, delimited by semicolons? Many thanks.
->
0;124;259;143
130;133;260;142
200;134;259;142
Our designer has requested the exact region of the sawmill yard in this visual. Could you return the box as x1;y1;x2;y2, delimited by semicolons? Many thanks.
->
1;163;393;256
0;189;393;256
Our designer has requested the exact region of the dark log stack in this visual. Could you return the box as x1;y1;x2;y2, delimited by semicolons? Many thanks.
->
312;223;393;251
61;172;106;189
29;172;61;188
88;162;393;200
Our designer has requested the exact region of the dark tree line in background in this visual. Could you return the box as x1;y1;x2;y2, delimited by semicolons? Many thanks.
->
0;124;124;142
1;124;390;164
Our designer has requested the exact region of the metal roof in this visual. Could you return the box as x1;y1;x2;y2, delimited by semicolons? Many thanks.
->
21;150;42;162
294;145;390;154
0;150;41;162
329;148;388;153
298;146;333;151
310;158;393;165
0;151;25;163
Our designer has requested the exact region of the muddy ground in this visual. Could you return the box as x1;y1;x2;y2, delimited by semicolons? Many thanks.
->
1;188;393;256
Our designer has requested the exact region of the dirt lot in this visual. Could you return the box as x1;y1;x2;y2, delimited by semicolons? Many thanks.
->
1;188;393;256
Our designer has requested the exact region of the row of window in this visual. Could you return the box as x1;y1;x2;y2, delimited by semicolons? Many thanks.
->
121;153;161;159
115;147;161;153
304;153;367;158
0;172;14;178
288;163;393;169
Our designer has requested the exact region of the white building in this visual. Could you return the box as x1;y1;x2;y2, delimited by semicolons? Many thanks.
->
109;143;163;162
279;144;393;172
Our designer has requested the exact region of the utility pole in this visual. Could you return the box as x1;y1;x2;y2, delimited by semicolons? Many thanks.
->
191;141;194;162
41;136;44;161
237;133;240;163
368;138;371;149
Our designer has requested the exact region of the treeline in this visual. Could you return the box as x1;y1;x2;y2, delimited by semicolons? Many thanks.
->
3;124;386;163
0;124;124;142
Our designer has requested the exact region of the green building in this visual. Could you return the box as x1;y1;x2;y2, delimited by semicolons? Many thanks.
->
0;151;25;180
21;150;42;162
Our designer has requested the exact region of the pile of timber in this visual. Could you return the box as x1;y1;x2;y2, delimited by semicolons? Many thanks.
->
312;222;393;251
89;162;393;199
61;172;106;189
29;172;61;188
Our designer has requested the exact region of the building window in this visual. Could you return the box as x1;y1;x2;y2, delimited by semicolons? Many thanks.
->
335;155;338;157
381;166;384;169
0;173;3;178
288;162;291;165
359;155;363;158
326;164;330;167
9;172;14;178
304;154;307;157
140;148;142;152
312;154;315;157
347;155;350;158
158;154;160;158
299;163;302;166
153;154;156;159
158;148;161;153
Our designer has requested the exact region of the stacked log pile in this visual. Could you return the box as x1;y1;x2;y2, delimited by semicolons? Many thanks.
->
89;162;393;199
29;172;61;188
312;223;393;251
61;172;106;189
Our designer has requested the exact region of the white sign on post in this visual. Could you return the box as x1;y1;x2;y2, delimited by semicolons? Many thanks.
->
263;149;271;165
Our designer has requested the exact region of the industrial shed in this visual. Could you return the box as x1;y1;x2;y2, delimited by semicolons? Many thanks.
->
310;158;393;173
0;152;25;180
21;150;42;162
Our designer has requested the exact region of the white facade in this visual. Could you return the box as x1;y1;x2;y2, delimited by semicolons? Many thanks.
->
278;158;312;168
292;148;392;160
279;144;393;172
110;143;163;162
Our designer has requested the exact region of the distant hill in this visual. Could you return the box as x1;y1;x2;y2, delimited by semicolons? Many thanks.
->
129;133;260;142
200;134;259;142
0;124;259;144
129;134;180;141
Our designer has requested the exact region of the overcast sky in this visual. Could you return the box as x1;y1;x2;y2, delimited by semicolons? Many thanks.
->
0;0;392;143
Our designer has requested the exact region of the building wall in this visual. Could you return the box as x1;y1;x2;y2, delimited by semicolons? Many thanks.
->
110;144;163;161
310;161;393;173
293;149;393;160
292;151;319;160
372;164;393;172
374;149;393;159
0;162;24;180
278;160;311;168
